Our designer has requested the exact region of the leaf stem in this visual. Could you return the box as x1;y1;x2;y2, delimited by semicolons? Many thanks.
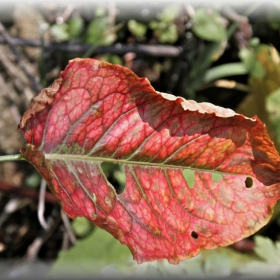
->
0;154;25;162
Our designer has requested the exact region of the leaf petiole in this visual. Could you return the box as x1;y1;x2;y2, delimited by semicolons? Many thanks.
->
0;154;25;163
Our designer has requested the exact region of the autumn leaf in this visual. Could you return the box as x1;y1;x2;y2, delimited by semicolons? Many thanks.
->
18;58;280;264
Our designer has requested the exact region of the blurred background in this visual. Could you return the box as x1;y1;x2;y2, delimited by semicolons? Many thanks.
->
1;0;280;278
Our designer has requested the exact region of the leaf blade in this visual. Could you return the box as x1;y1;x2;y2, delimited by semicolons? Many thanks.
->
18;58;280;264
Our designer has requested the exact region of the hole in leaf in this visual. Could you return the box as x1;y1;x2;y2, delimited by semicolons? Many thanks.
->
191;231;198;239
183;169;195;189
211;172;223;182
245;177;253;188
101;162;126;194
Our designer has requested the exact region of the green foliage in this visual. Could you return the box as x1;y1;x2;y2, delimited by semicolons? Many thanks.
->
71;217;93;238
131;256;204;278
239;47;266;78
128;20;147;38
50;17;84;42
149;4;179;43
50;8;117;47
85;16;116;46
24;171;41;188
184;13;237;96
49;227;133;278
151;23;178;44
192;8;227;42
203;63;248;84
51;227;277;278
238;236;280;277
50;23;70;42
100;54;123;65
158;4;179;23
266;88;280;146
204;252;231;277
67;17;84;38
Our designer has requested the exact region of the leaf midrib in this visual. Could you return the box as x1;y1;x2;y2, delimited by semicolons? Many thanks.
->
45;153;240;175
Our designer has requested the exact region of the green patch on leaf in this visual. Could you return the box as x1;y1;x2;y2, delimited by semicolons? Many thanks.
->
183;169;195;189
211;172;223;182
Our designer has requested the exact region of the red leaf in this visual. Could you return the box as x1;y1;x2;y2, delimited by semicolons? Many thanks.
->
18;58;280;264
